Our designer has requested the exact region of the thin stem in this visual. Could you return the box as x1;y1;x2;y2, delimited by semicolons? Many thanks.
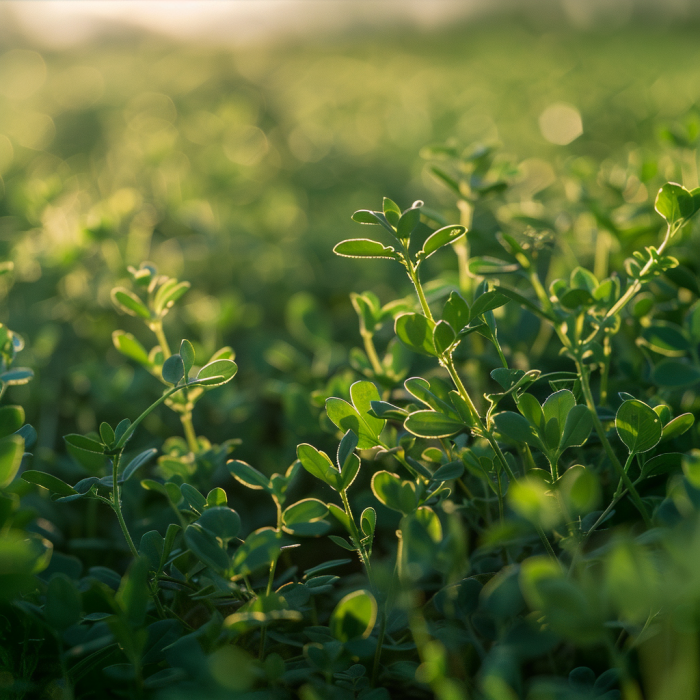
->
535;524;558;561
602;224;673;323
180;412;199;453
151;320;172;359
260;505;282;659
340;489;373;582
371;607;387;686
362;332;383;375
111;453;139;558
407;260;434;322
599;335;612;407
576;358;651;527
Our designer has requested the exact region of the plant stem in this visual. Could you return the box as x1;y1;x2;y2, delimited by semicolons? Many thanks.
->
362;332;383;375
575;358;651;527
340;489;372;581
535;524;558;561
180;412;199;453
599;335;612;406
151;320;172;358
407;260;434;322
111;453;139;558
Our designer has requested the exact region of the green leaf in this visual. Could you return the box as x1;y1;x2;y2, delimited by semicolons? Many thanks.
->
184;523;230;573
231;527;282;576
121;449;158;482
139;530;164;572
442;292;470;332
494;412;543;449
517;393;545;431
360;507;376;538
432;461;465;481
662;413;695;441
395;313;436;356
112;331;150;366
111;287;150;319
383;197;401;226
116;557;150;626
0;405;23;439
371;471;419;515
329;590;377;642
652;359;700;387
162;354;185;385
469;291;509;321
333;239;397;259
297;444;340;490
45;574;81;630
641;323;691;356
0;368;33;386
196;359;238;387
557;465;599;516
418;225;466;260
180;339;195;377
337;429;359;472
616;399;663;454
655;182;699;225
469;257;520;275
326;384;384;450
404;410;465;438
228;459;271;491
349;381;385;440
559;404;593;450
21;470;77;496
0;435;24;488
283;499;330;536
433;320;456;355
397;206;421;240
542;390;576;448
154;280;190;315
99;422;115;447
197;507;241;541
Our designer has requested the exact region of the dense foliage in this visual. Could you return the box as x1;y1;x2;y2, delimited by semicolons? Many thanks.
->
2;20;700;700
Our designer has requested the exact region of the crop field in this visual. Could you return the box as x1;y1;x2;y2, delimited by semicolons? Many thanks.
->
2;14;700;700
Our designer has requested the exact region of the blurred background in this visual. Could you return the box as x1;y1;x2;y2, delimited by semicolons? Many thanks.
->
1;0;700;481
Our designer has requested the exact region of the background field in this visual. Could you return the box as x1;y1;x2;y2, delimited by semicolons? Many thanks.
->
1;11;700;497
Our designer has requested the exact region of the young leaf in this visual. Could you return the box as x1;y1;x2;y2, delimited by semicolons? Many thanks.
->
99;422;115;447
112;331;150;366
333;239;397;259
21;470;77;496
329;590;377;642
121;448;158;482
196;359;238;387
337;430;359;472
404;410;465;438
433;320;456;355
383;197;401;226
654;182;698;225
442;292;470;333
371;471;419;515
197;507;242;541
0;435;24;489
297;444;340;490
559;405;593;450
397;206;421;240
162;354;185;385
469;291;510;321
418;225;466;260
395;313;437;356
111;287;150;319
493;412;544;449
228;459;271;491
616;399;663;454
180;339;195;377
661;413;695;441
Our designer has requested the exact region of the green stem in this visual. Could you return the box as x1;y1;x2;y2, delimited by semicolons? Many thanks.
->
535;524;558;561
362;332;383;375
111;453;139;558
151;320;172;359
575;358;651;527
371;607;387;686
407;260;434;322
180;412;199;453
340;489;373;582
260;506;282;659
599;335;612;407
601;224;673;324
